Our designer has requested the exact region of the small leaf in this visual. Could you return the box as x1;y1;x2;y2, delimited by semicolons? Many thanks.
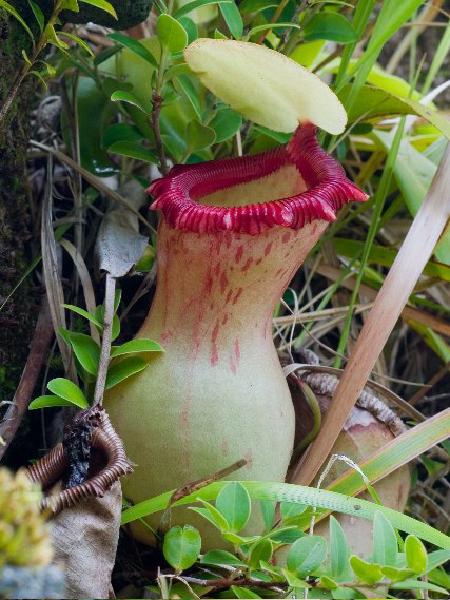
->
210;108;242;143
157;14;188;53
78;0;117;18
58;31;94;56
373;511;398;567
111;339;163;358
329;516;351;581
219;0;243;38
174;74;202;120
46;378;88;409
319;576;338;589
108;32;158;66
163;525;201;571
108;140;158;163
187;120;216;151
27;0;44;32
111;90;150;114
44;23;69;50
304;13;357;43
200;549;246;567
105;356;148;389
65;331;100;375
63;304;102;329
249;538;272;568
405;535;428;574
216;482;251;533
287;536;327;578
280;501;307;524
259;500;276;531
350;555;383;585
29;394;76;410
231;586;261;599
191;499;230;530
269;526;304;544
381;565;414;582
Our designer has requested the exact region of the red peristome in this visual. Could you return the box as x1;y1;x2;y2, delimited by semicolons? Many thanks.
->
148;123;368;235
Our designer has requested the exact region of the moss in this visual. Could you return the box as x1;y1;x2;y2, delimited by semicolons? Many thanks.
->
0;13;39;408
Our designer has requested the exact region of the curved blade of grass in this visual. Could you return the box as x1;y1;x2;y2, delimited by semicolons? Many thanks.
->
121;481;450;549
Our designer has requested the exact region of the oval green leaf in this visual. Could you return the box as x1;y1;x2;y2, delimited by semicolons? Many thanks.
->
287;535;327;578
46;378;88;409
163;525;201;570
216;482;251;533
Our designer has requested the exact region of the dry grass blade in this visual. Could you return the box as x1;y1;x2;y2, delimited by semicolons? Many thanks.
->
41;155;77;381
60;238;99;344
294;143;450;486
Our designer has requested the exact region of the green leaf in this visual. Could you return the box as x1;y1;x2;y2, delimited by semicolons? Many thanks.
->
174;0;232;19
111;339;163;358
269;526;304;544
58;31;94;55
343;84;450;140
210;109;242;143
108;140;158;163
0;1;33;40
216;482;251;533
46;378;88;409
249;538;273;568
287;536;327;578
259;500;276;530
329;516;351;581
405;535;428;575
350;555;382;585
63;304;102;329
105;356;149;389
108;32;157;66
219;0;243;38
163;525;201;571
157;14;188;53
304;13;357;43
29;394;76;410
187;120;216;151
231;586;261;599
191;499;230;530
27;0;44;32
280;501;307;524
380;565;414;582
200;549;247;567
372;511;398;567
111;90;150;114
178;16;198;44
174;74;202;120
65;331;100;375
319;576;338;590
79;0;117;18
102;123;143;148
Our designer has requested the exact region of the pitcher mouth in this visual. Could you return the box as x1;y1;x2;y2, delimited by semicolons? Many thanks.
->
148;123;368;235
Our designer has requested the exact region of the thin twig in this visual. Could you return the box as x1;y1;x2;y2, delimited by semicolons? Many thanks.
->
151;91;169;175
93;273;116;407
